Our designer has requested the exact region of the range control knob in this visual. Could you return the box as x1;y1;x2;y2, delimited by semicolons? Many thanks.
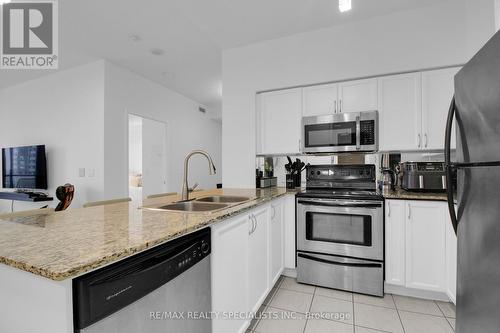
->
316;171;321;176
310;170;315;175
201;242;210;254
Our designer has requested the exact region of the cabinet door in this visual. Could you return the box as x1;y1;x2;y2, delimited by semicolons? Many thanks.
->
338;78;378;113
405;201;446;292
211;215;249;333
421;67;460;150
257;88;302;155
302;83;338;116
269;199;284;285
445;206;457;304
283;195;296;270
248;206;269;312
385;200;406;286
378;73;422;151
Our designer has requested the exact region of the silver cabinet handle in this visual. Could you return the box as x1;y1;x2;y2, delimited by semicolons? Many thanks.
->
249;215;254;235
408;204;411;219
298;139;301;152
417;134;421;148
424;134;428;148
339;99;342;113
387;202;391;217
253;214;257;233
271;206;276;220
334;100;337;114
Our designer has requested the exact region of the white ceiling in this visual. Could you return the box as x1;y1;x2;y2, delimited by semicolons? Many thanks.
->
0;0;452;118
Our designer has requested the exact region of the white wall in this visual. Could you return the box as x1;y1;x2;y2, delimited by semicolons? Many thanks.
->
222;0;496;188
496;0;500;31
0;61;105;211
104;62;222;199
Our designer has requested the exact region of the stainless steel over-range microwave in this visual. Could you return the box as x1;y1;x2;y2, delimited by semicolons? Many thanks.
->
301;111;379;154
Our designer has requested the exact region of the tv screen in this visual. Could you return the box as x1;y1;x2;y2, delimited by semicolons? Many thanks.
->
1;145;48;190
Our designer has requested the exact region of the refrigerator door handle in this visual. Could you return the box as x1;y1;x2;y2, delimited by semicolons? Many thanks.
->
445;96;458;235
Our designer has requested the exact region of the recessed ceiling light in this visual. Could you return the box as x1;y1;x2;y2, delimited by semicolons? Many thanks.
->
128;34;142;42
339;0;351;13
150;48;165;56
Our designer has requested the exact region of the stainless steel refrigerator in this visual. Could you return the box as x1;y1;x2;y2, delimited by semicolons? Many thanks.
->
445;30;500;333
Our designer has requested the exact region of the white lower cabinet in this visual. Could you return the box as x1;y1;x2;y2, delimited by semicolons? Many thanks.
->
385;200;454;300
269;199;284;285
211;214;250;333
248;206;270;312
212;197;290;333
445;207;457;304
385;200;406;286
405;201;446;292
283;195;296;270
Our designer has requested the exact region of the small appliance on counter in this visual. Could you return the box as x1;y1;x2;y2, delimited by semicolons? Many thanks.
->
256;157;277;188
400;161;447;192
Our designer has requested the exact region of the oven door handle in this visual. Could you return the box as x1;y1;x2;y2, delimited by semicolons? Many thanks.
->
297;198;382;208
298;253;382;268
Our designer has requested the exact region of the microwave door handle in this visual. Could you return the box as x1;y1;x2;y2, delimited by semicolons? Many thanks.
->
298;253;382;268
356;115;361;150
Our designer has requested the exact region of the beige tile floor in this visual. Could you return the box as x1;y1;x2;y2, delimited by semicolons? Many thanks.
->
247;276;456;333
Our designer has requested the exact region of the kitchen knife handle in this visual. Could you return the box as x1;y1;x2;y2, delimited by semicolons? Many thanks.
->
445;96;458;235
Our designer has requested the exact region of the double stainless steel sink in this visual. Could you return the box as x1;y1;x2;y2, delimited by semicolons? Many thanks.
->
142;195;252;213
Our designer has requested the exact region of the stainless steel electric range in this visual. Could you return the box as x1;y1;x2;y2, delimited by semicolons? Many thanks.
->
296;164;384;297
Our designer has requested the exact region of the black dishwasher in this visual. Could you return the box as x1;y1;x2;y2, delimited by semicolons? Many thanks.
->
73;227;211;333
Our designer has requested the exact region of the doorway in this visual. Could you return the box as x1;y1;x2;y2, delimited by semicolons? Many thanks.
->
128;114;167;201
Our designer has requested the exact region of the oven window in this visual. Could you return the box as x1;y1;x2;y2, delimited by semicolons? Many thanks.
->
305;212;372;246
304;122;356;147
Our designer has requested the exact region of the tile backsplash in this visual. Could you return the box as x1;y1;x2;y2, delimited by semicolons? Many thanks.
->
256;151;453;187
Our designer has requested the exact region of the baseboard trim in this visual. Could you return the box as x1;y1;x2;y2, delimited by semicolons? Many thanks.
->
385;283;450;302
282;268;297;278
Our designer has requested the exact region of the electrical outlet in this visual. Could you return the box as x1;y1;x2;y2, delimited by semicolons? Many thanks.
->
78;168;86;177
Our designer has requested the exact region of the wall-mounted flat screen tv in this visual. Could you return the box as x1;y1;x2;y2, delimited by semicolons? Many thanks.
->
1;145;48;190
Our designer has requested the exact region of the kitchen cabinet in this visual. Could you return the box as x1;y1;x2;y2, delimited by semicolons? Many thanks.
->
302;78;377;116
211;214;249;333
302;83;338;116
338;78;378;113
385;200;406;286
405;200;447;293
269;199;284;285
421;67;460;150
256;88;302;155
445;207;457;304
378;73;422;151
283;195;296;270
248;205;270;312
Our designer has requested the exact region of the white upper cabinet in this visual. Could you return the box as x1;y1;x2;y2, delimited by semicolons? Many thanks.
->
405;201;447;293
302;83;338;116
256;88;302;155
385;200;406;287
421;67;460;150
378;73;422;151
338;78;378;113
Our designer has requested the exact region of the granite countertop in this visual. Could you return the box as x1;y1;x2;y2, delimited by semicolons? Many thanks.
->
381;187;449;201
0;188;291;281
